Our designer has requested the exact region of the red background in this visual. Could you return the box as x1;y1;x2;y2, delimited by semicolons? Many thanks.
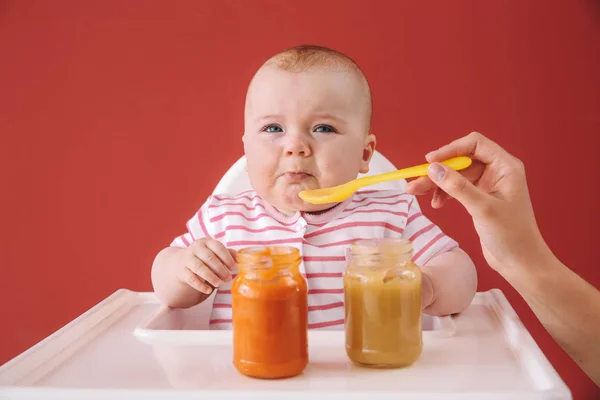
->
1;1;599;398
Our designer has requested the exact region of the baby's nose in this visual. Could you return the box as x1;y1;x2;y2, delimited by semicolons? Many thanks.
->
283;134;312;157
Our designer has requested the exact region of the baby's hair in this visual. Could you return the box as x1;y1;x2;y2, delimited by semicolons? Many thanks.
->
265;45;364;75
260;45;373;126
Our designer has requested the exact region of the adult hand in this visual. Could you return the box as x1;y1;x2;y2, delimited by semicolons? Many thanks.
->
406;132;552;276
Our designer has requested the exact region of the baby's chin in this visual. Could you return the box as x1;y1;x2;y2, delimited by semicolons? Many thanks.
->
297;200;338;213
263;184;339;215
280;195;338;215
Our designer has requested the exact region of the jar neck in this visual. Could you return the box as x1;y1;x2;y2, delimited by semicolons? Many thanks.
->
237;246;301;280
237;259;300;272
347;238;413;268
347;253;412;267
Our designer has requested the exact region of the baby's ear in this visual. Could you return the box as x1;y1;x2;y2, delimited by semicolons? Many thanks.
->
359;133;376;174
242;133;248;172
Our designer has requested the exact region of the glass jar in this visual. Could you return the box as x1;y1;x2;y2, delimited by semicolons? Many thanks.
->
344;238;423;368
232;246;308;378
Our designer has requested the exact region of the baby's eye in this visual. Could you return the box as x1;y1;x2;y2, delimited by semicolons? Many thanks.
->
314;125;337;133
263;124;283;133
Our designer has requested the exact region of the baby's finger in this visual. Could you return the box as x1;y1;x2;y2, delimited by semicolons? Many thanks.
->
179;267;213;294
192;242;232;280
205;239;237;272
188;260;223;288
228;248;237;262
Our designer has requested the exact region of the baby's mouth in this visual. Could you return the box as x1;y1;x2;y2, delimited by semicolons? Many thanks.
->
281;171;313;183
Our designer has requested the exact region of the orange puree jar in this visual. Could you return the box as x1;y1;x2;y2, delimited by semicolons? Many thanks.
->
344;238;423;368
232;246;308;379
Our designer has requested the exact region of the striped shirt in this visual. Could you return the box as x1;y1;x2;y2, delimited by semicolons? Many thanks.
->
171;189;457;330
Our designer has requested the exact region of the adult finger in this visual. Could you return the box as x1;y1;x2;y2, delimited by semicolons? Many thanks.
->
407;161;486;196
427;163;491;216
426;132;509;165
431;187;451;209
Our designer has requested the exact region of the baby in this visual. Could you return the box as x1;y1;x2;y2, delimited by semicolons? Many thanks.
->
151;45;477;329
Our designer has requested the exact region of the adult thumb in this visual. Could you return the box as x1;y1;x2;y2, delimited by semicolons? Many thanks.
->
427;163;487;216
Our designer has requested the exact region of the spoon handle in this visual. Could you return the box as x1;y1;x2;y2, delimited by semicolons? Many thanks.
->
353;156;472;188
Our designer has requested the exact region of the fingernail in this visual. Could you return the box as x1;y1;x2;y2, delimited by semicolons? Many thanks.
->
425;151;436;160
428;163;446;181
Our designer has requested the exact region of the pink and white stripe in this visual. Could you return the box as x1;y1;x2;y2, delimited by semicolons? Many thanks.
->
171;189;457;330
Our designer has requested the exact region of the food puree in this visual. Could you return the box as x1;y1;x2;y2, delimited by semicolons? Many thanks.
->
344;239;423;367
232;246;308;378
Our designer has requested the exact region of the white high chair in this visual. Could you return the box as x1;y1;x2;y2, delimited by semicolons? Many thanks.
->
0;148;570;397
192;151;420;327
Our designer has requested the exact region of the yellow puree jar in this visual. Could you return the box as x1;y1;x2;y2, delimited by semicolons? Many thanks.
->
343;238;423;367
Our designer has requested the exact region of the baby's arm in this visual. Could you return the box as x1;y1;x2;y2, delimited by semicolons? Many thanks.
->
152;201;235;309
420;247;477;315
402;196;477;315
152;246;205;308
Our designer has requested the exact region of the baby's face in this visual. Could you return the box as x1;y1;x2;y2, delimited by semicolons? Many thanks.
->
243;66;375;214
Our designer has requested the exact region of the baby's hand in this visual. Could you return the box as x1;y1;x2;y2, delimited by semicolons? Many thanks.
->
176;238;236;294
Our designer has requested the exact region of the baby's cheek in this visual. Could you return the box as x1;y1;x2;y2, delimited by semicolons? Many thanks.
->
319;163;351;186
246;169;271;197
248;160;273;182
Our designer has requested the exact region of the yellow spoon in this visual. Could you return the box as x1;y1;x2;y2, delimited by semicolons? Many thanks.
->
298;156;472;204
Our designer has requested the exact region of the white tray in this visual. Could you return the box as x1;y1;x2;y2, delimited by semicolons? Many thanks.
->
133;300;457;344
0;289;572;400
